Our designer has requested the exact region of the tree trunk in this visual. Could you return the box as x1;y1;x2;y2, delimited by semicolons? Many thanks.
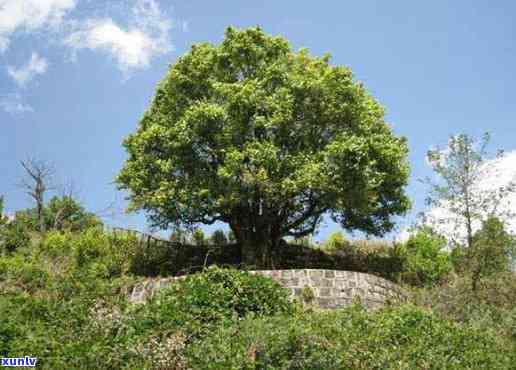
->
230;216;283;269
37;202;45;233
241;238;267;268
232;227;279;269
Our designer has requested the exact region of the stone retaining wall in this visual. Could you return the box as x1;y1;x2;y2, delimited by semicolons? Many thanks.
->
128;269;408;310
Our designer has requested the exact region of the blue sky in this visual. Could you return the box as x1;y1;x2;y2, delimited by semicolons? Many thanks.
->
1;0;515;240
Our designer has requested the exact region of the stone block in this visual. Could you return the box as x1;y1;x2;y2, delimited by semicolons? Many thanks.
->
324;270;335;278
281;270;294;278
334;278;347;289
316;297;338;309
310;276;322;286
319;287;331;297
280;278;300;287
319;278;334;288
294;270;308;278
338;287;353;296
309;269;324;278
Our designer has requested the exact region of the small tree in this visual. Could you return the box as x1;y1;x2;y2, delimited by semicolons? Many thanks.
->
467;217;515;291
424;133;516;250
401;227;452;287
191;228;207;246
15;195;102;232
322;231;349;251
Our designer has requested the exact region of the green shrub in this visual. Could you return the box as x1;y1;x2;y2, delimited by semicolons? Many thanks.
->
467;217;516;290
135;267;295;336
0;220;31;254
413;272;516;343
0;256;50;292
191;228;207;246
322;231;351;252
185;304;514;369
400;227;452;286
14;196;102;233
35;228;140;281
276;240;404;281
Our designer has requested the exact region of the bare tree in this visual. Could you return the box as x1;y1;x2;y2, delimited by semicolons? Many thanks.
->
19;158;55;233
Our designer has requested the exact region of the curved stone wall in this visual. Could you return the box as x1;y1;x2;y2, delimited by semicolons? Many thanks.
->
128;269;408;310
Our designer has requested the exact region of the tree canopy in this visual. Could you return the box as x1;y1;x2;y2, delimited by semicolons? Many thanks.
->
15;195;102;232
117;27;410;266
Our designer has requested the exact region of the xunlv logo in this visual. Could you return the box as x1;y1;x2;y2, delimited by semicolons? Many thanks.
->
1;357;37;367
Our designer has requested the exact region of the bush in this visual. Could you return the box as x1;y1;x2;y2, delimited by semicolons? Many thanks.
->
37;229;139;279
1;231;513;369
322;231;350;252
185;304;514;369
0;220;31;254
413;272;516;342
400;227;452;286
191;228;207;246
134;267;295;336
14;196;102;233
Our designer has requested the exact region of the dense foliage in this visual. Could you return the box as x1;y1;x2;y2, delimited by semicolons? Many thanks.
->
0;224;514;368
466;217;516;289
15;195;102;233
399;227;452;287
0;219;31;254
117;26;411;266
414;273;516;345
186;305;514;369
133;267;295;338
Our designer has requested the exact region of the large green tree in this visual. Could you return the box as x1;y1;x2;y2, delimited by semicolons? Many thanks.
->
117;27;410;267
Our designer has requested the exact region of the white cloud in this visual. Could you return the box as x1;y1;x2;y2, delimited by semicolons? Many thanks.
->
7;52;48;87
424;150;516;241
65;0;172;72
0;93;33;114
0;0;76;52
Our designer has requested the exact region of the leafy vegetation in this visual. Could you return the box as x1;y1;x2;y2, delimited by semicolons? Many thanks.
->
0;213;514;368
0;226;513;369
15;195;102;233
399;227;452;287
186;305;514;369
